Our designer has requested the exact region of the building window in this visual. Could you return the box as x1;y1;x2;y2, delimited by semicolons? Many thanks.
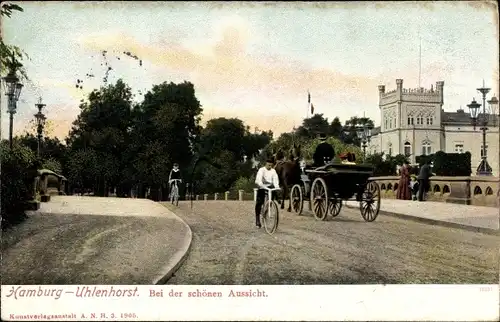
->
407;117;414;125
422;142;432;155
481;145;488;158
388;143;392;156
416;116;424;125
454;144;464;153
385;118;388;130
404;142;411;157
426;116;433;125
393;117;397;128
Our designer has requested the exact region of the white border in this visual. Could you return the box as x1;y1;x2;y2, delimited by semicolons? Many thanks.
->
1;284;499;321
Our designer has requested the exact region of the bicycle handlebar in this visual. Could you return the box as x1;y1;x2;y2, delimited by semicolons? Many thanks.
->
170;179;182;182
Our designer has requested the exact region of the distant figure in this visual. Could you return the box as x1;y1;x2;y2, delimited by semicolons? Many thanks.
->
339;152;356;165
409;175;419;201
396;161;411;200
168;163;183;198
313;133;335;167
417;160;433;201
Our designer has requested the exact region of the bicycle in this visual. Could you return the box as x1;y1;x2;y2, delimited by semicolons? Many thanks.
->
261;187;281;235
169;179;181;206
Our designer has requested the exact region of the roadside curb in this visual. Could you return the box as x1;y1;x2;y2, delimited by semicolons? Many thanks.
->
344;203;500;236
152;207;193;285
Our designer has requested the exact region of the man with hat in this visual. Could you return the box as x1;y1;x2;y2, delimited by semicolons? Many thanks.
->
313;133;335;167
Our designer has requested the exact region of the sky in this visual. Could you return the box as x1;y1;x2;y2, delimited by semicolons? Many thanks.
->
1;1;498;140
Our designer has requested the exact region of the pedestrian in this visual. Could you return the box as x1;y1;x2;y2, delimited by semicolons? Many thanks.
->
417;160;433;201
254;158;280;228
396;161;411;200
409;175;419;201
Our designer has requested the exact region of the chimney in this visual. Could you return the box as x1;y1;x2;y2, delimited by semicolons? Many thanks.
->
396;79;403;90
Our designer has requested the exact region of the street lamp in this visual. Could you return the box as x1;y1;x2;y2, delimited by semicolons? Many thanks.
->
2;54;23;149
34;97;47;158
467;82;499;175
356;123;373;160
487;95;499;127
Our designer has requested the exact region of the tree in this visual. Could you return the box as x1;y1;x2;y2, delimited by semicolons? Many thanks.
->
127;81;203;198
66;79;133;196
329;117;343;138
342;116;375;146
193;117;270;193
296;114;330;139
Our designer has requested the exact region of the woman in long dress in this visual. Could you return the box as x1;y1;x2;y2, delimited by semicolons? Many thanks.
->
396;161;411;200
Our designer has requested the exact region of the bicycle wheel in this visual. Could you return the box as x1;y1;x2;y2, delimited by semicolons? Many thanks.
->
174;185;179;206
262;200;279;234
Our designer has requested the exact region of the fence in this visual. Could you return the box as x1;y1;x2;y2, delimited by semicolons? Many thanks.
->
183;189;269;202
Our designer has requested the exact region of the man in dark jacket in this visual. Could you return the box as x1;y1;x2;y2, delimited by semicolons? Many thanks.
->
417;160;433;201
313;133;335;167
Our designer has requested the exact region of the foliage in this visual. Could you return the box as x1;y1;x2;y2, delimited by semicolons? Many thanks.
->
42;158;62;174
432;151;472;176
1;3;29;80
1;141;37;228
303;137;363;162
416;154;435;167
230;174;256;192
365;152;409;176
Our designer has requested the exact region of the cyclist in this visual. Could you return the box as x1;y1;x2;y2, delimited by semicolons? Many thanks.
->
254;158;280;228
168;163;183;199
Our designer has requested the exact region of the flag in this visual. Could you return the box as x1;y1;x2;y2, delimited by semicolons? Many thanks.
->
311;103;314;115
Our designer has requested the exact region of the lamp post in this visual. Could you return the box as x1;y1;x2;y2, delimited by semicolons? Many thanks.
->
487;95;499;127
2;54;24;149
467;85;499;175
356;123;373;160
34;97;47;158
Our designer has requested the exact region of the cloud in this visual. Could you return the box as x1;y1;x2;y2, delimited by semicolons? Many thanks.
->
77;19;379;102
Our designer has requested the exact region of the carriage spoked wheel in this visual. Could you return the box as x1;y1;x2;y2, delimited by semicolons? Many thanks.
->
311;177;329;221
290;184;304;215
359;181;381;222
328;195;342;217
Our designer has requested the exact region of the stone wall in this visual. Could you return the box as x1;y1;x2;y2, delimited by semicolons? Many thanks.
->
371;176;499;207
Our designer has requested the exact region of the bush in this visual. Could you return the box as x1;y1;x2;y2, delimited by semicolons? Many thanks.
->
416;154;435;167
365;152;409;176
230;175;256;192
433;151;471;176
303;137;362;163
1;142;37;228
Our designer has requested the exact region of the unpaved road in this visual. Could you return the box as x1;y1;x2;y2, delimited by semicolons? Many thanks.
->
163;201;498;284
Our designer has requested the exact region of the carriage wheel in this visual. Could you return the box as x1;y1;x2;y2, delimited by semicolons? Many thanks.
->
359;181;381;222
328;196;342;217
311;178;329;221
290;184;304;215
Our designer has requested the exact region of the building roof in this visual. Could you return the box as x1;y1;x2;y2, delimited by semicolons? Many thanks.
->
441;109;499;125
371;126;381;136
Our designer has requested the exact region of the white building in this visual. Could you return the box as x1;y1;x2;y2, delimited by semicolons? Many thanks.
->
368;79;499;176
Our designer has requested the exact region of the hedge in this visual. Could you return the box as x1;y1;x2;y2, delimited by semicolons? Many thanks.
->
433;151;471;176
415;152;471;176
1;142;38;229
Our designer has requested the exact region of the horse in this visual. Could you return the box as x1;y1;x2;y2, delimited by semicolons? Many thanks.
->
274;143;302;212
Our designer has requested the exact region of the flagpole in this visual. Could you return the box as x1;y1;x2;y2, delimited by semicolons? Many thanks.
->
418;34;422;88
307;90;311;119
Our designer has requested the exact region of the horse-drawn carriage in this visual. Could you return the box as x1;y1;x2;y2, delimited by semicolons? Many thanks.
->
289;161;381;222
